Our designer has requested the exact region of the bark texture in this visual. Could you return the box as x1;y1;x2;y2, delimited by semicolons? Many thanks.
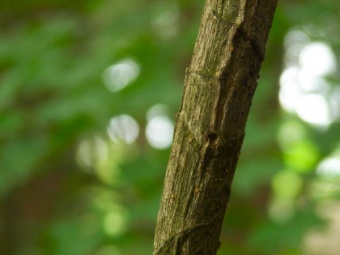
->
154;0;277;254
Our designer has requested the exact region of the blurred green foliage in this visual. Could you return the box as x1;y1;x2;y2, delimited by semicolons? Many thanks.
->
1;1;340;255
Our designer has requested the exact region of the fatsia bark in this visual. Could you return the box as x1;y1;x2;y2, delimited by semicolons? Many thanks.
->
154;0;277;254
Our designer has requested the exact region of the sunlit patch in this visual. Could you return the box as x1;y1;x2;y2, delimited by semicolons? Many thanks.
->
146;104;174;149
299;42;336;76
102;59;140;92
107;115;139;144
77;136;108;170
295;94;337;127
103;207;128;237
317;156;340;178
95;246;121;255
272;170;302;199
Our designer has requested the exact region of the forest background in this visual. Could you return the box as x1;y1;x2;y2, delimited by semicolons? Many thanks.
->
1;0;340;254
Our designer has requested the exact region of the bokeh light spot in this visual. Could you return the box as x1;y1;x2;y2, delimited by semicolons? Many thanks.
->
146;116;174;149
279;66;304;113
103;59;140;92
317;157;340;178
107;115;139;144
298;71;330;93
296;94;336;127
299;42;336;76
284;29;309;67
146;104;174;149
146;104;169;121
77;136;108;170
279;30;339;128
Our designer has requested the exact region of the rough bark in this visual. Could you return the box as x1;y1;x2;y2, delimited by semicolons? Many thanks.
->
153;0;277;254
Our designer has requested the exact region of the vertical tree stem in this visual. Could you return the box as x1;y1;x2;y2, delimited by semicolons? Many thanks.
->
154;0;278;254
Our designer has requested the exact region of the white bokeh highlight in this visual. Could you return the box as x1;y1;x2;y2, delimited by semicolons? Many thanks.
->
295;94;336;127
279;29;339;128
107;115;139;144
77;136;108;169
145;104;174;149
103;59;140;92
299;42;336;76
146;116;174;149
317;156;340;177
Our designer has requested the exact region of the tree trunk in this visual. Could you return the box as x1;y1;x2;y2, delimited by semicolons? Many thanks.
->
153;0;277;254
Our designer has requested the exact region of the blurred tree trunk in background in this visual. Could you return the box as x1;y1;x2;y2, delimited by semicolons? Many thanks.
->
154;0;277;254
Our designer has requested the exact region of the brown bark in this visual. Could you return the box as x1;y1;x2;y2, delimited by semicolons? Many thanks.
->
153;0;277;254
